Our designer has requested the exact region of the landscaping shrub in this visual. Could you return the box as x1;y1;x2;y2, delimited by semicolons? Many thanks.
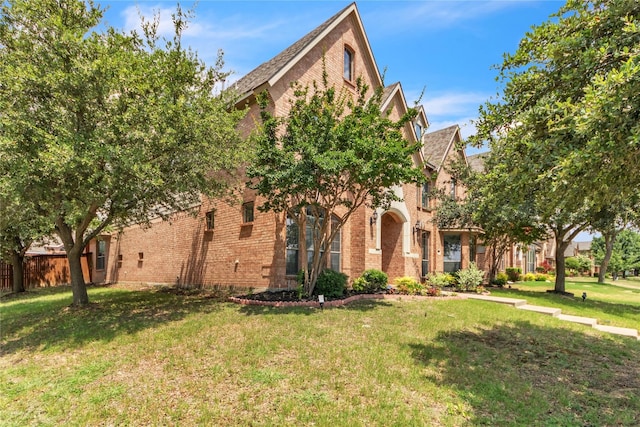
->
523;272;536;282
456;262;484;292
506;267;522;282
314;269;347;298
426;286;441;296
351;277;367;293
534;273;548;281
394;276;425;295
491;272;508;287
358;269;388;293
425;272;454;288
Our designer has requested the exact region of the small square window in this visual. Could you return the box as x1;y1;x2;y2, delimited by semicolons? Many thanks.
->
205;210;215;230
243;202;254;223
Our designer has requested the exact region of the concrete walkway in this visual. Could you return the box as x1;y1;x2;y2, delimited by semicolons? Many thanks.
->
461;294;639;340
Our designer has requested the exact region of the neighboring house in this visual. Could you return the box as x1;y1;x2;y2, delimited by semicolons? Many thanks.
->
564;240;598;276
103;3;479;289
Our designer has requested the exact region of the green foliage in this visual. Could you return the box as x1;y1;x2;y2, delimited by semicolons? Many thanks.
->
592;230;640;276
425;272;455;288
523;273;536;282
534;273;549;282
456;262;485;292
352;269;388;293
246;68;423;296
491;272;508;287
467;0;640;293
505;268;522;282
394;277;425;295
313;269;347;298
0;0;247;306
565;255;592;275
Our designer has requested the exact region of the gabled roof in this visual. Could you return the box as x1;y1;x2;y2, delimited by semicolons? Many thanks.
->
422;125;461;171
466;152;488;173
233;2;381;103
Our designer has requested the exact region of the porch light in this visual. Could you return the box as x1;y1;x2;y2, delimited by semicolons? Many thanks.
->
414;220;423;232
370;211;378;226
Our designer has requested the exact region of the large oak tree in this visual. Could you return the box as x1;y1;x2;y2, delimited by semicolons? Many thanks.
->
0;0;247;305
470;0;639;293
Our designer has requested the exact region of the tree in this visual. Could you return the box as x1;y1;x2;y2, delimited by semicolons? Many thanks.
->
0;193;53;293
592;229;640;279
588;202;639;282
0;0;247;306
447;148;548;282
470;0;639;293
247;72;423;296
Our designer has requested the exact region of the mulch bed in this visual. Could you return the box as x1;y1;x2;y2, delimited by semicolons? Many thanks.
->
229;289;463;308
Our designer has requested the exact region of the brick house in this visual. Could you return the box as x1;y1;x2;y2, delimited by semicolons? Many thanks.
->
104;3;479;290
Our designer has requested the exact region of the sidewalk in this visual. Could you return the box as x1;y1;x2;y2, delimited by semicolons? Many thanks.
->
461;294;639;340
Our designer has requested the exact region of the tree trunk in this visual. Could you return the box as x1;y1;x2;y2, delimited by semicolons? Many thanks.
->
598;233;615;283
488;245;498;282
10;251;25;293
555;235;569;293
68;247;89;306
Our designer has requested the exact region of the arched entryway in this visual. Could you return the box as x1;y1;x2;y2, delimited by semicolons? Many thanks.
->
381;212;404;280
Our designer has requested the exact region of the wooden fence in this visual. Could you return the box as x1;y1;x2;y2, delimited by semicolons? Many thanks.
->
0;253;91;292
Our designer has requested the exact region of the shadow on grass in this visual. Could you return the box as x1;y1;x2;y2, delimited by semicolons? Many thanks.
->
235;298;393;316
408;321;640;426
1;285;226;355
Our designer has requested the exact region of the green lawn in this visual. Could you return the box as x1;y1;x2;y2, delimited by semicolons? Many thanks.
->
1;284;639;426
490;276;640;330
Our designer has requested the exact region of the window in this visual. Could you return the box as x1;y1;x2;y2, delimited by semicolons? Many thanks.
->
450;179;457;200
205;210;215;230
415;122;422;140
285;209;341;275
421;182;430;209
96;240;106;270
330;215;341;271
242;202;254;223
285;216;299;275
443;234;461;272
343;47;354;81
470;235;476;263
421;231;430;277
526;247;536;273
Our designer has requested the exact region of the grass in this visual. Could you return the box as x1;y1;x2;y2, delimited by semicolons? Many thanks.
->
1;284;639;426
490;276;640;330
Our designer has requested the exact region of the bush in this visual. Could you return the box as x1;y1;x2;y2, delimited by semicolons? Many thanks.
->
351;277;367;293
456;262;485;292
523;272;536;282
356;269;388;293
426;286;441;296
535;273;548;281
505;267;522;282
425;272;455;288
394;276;425;295
491;272;508;287
314;269;347;298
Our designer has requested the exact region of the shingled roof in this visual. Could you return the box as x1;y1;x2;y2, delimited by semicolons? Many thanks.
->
233;2;359;100
466;152;487;173
422;125;460;171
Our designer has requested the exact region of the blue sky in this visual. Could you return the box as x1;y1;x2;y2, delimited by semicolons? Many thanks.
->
100;0;564;153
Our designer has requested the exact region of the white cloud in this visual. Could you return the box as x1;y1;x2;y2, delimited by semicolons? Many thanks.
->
363;1;521;33
423;92;487;117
